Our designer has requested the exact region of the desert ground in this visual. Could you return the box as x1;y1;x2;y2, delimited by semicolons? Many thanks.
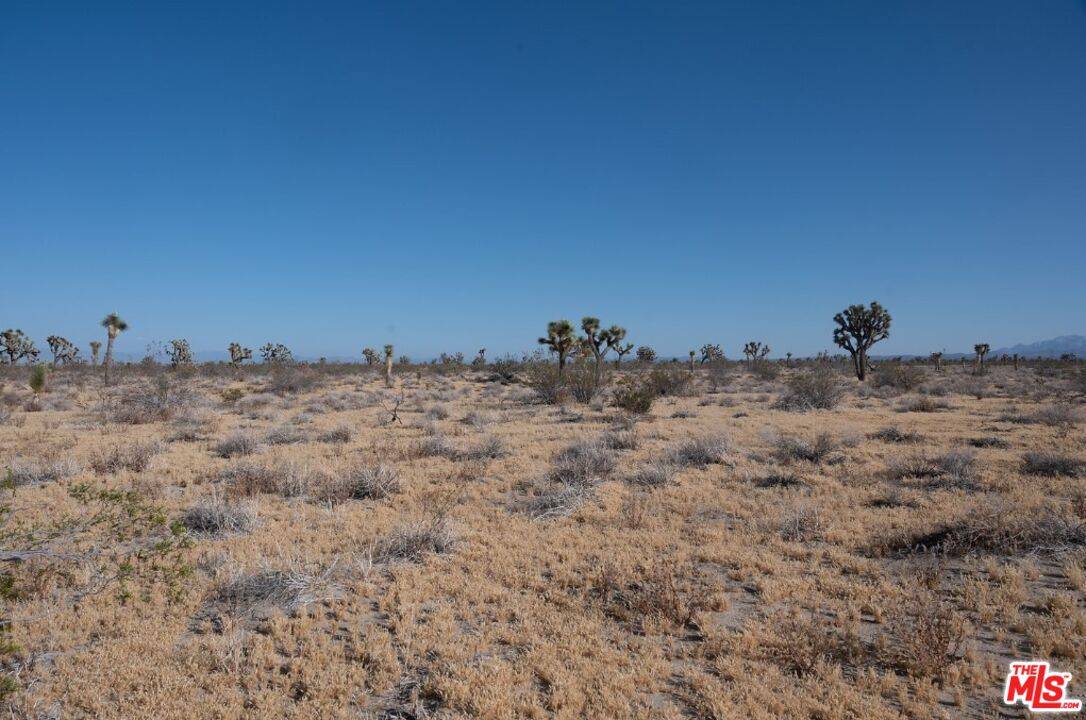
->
1;358;1084;719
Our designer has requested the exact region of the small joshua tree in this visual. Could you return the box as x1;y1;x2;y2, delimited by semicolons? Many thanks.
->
27;364;47;410
688;350;696;372
832;302;891;381
1;329;39;365
100;313;128;385
167;339;193;367
384;344;394;387
636;345;657;364
228;342;253;367
260;343;293;364
929;351;943;368
973;343;990;373
538;320;577;377
89;340;102;366
472;348;487;367
613;341;634;367
579;317;626;388
362;347;380;365
699;343;725;364
46;335;80;367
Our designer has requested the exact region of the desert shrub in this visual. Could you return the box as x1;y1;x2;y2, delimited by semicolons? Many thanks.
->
778;502;828;541
267;366;318;395
648;365;692;397
89;440;164;474
346;463;400;500
214;432;261;458
265;425;307;445
523;362;566;405
6;457;80;486
460;435;507;461
774;365;844;411
968;436;1009;449
770;432;840;464
1022;452;1085;478
589;562;707;631
565;360;604;404
665;435;730;468
221;387;245;404
626;461;676;488
750;361;780;381
872;362;925;392
611;377;655;414
601;428;638;451
461;410;496;429
550;441;617;487
868;426;922;444
1033;403;1081;433
426;404;450;420
108;377;199;424
524;485;591;520
203;563;341;620
896;396;950;413
318;424;353;444
758;610;855;678
221;459;320;498
375;517;456;563
414;433;456;460
182;497;256;536
888;450;977;488
490;354;520;383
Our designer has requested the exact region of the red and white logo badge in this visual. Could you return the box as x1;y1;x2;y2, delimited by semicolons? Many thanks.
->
1004;661;1082;713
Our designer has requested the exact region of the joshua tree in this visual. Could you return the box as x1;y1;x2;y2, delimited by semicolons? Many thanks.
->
362;347;380;365
635;346;657;364
699;343;725;364
742;341;770;367
613;342;634;367
785;352;793;365
46;335;80;367
538;320;577;377
1013;353;1020;371
929;351;943;368
579;317;626;388
89;341;102;366
166;339;194;367
472;348;487;367
228;342;253;367
688;350;696;372
832;302;891;381
974;343;990;372
384;344;394;387
100;314;128;385
260;343;293;364
1;329;39;365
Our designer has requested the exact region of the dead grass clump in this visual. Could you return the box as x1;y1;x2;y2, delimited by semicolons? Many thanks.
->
755;472;806;489
779;502;829;541
550;440;617;487
203;562;342;621
221;459;320;498
626;461;676;488
968;436;1009;449
108;378;200;424
888;449;977;488
774;365;844;411
414;433;457;460
182;497;256;536
756;610;858;678
868;426;922;444
347;463;401;500
524;485;591;520
89;440;163;474
590;563;707;631
770;431;840;464
213;432;261;458
264;425;307;445
375;517;456;563
880;497;1086;556
601;428;638;451
665;435;730;468
318;424;353;444
459;435;507;462
1022;452;1085;478
6;457;81;486
882;573;966;679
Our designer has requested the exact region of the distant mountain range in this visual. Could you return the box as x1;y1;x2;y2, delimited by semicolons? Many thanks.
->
990;335;1086;359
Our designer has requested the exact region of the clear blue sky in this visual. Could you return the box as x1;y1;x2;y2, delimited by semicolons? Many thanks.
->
2;1;1084;360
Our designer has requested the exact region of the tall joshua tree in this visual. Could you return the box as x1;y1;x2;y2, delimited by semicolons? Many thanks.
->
974;343;990;372
742;341;770;367
579;317;626;388
89;341;102;367
100;313;128;385
613;341;634;367
1;329;39;365
538;320;577;377
46;336;79;367
699;343;725;364
383;344;394;387
832;302;891;381
228;342;253;367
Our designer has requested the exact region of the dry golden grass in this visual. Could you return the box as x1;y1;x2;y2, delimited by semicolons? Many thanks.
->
1;362;1084;719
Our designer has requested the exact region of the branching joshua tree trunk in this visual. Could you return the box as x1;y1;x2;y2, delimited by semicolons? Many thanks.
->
384;344;394;387
974;343;990;372
832;302;891;382
613;342;634;367
100;313;128;386
578;317;626;389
